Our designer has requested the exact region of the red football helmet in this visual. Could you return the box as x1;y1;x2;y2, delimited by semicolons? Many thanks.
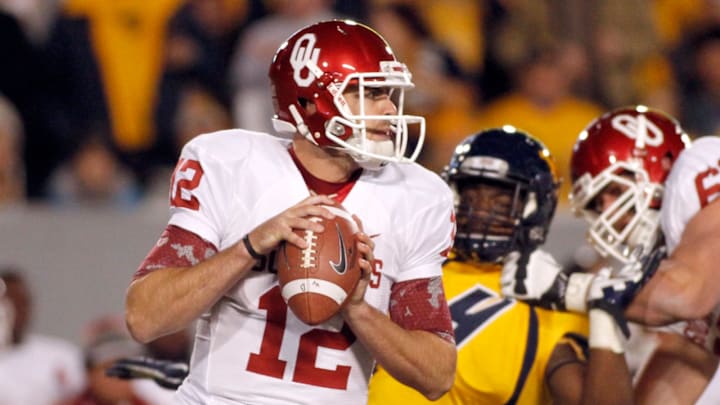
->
570;105;691;263
268;20;425;169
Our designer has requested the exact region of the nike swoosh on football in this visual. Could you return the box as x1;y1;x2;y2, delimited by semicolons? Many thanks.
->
330;223;347;274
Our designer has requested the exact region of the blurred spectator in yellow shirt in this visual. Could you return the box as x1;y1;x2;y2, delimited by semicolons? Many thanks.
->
476;44;604;207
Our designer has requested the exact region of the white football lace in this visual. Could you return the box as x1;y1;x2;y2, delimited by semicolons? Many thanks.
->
300;218;321;268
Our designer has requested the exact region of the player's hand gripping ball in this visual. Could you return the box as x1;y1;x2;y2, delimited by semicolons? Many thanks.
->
277;204;362;325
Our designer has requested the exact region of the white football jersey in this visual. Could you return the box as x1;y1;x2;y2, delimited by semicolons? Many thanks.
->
662;136;720;253
660;136;720;354
167;129;455;404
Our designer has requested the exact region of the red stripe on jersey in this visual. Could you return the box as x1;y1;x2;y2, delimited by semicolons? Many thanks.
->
389;277;455;344
134;225;218;279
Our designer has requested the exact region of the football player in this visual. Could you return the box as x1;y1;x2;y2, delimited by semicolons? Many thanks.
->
368;127;634;404
124;20;457;404
503;106;720;404
629;134;720;405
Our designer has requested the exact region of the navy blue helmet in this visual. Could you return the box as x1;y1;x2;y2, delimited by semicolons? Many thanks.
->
442;126;560;263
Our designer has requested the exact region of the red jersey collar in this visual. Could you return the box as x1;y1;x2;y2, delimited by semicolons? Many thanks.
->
288;146;361;203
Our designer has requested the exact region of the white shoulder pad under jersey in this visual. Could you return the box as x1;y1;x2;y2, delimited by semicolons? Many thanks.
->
167;129;308;249
661;136;720;253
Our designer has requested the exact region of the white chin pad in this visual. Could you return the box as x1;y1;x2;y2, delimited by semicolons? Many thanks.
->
345;138;395;170
355;140;394;170
366;139;394;157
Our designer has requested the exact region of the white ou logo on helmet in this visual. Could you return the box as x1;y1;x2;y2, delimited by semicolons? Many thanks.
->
611;114;664;147
290;33;320;87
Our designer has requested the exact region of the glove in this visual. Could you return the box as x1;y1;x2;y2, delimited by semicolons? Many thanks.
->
106;356;189;390
501;249;574;310
585;244;667;310
586;267;645;352
502;246;666;314
615;244;666;298
584;246;667;341
585;267;636;339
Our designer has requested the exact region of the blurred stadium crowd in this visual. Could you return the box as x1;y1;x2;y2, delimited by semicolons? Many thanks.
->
2;0;720;209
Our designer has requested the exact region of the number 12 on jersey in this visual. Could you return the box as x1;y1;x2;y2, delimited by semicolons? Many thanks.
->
246;286;357;389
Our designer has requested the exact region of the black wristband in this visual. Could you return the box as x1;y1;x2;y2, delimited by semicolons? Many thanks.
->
242;234;264;260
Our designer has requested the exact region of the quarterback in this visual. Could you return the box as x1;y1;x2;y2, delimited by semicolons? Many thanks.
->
124;20;456;404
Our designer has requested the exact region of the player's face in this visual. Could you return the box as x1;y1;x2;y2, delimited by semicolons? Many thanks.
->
343;85;397;142
589;175;634;231
457;181;517;236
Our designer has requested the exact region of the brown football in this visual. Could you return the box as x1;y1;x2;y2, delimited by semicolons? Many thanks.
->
276;204;361;325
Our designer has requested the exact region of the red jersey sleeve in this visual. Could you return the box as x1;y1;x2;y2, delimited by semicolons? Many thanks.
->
134;225;218;280
389;277;455;344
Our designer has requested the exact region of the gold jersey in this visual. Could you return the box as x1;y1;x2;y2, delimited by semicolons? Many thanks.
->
368;260;589;405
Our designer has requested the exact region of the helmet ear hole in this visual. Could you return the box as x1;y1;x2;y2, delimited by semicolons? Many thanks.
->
300;99;321;117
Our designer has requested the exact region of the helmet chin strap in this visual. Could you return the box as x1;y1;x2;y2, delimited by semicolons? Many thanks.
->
288;104;316;144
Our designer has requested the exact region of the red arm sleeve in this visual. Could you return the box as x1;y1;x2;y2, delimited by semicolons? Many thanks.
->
134;225;218;280
389;277;455;344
